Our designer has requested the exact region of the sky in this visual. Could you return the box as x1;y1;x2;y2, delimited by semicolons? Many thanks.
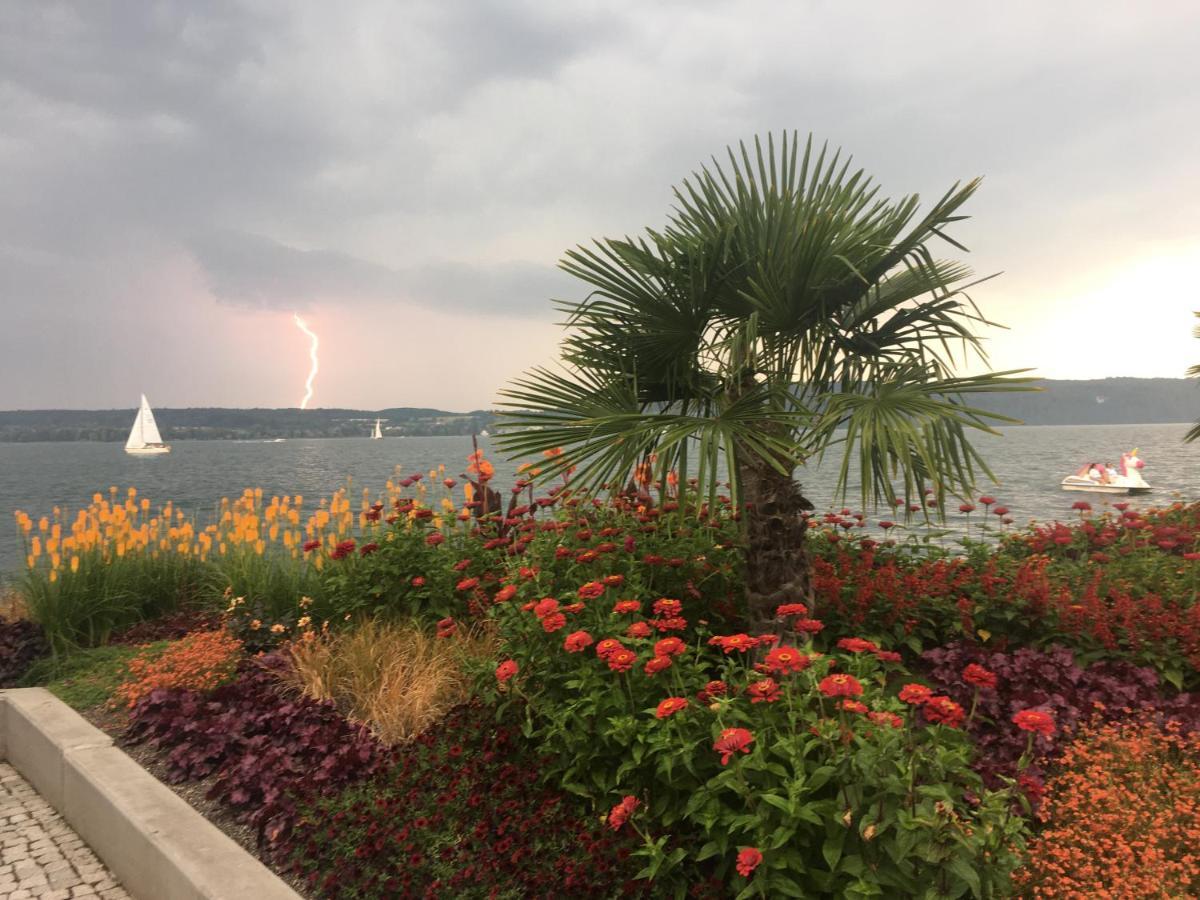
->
1;1;1198;412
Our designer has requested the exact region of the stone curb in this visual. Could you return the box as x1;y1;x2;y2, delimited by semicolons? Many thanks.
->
1;688;301;900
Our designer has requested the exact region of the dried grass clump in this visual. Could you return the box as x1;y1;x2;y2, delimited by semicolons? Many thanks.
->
280;620;494;744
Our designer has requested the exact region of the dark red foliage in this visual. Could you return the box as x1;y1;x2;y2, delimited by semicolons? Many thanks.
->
284;703;659;899
921;642;1200;794
125;655;392;847
0;617;48;687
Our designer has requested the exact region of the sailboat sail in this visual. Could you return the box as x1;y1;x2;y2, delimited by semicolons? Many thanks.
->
126;395;164;449
372;419;382;439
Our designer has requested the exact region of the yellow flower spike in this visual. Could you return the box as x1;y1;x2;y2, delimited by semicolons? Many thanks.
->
48;571;57;583
219;542;226;555
92;493;102;504
70;556;80;573
38;516;49;532
140;498;150;512
50;553;60;569
51;522;61;540
30;537;41;557
25;555;34;569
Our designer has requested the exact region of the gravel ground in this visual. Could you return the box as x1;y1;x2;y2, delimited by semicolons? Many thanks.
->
0;763;130;900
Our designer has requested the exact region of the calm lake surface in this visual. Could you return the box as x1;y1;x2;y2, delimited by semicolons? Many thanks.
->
1;424;1195;577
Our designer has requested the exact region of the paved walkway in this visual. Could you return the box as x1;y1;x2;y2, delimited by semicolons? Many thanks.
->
0;763;130;899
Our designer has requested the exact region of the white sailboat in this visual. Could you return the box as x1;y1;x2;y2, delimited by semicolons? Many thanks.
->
125;394;170;455
371;418;383;440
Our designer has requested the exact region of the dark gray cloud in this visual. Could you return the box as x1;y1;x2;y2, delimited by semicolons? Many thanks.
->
2;1;1199;408
190;230;572;315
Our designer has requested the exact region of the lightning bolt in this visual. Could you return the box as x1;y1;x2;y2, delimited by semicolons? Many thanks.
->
293;313;319;409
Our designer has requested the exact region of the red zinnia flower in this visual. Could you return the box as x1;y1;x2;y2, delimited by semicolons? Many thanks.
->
532;597;560;618
698;680;727;703
577;581;606;600
708;634;757;654
793;618;825;634
763;645;808;674
493;584;517;604
541;612;567;633
958;502;976;513
775;603;808;618
735;847;763;878
330;539;356;560
643;655;672;675
818;674;864;698
612;599;641;614
603;574;625;587
607;649;637;672
607;795;639;830
435;617;456;638
654;637;686;657
963;663;998;690
655;697;688;718
837;637;879;654
495;659;518;683
747;678;781;704
923;695;965;728
1012;708;1056;736
652;598;683;617
456;577;479;591
425;532;445;547
841;699;868;714
874;650;902;663
713;727;754;765
564;630;594;652
626;621;653;638
302;540;321;552
595;638;624;659
868;710;904;728
898;683;933;705
411;576;425;587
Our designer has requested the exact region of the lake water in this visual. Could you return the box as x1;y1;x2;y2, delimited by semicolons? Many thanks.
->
1;423;1195;577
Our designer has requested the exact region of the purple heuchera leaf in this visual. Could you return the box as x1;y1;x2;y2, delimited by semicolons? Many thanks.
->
920;641;1200;791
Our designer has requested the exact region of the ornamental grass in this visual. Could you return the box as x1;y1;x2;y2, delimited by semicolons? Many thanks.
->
279;619;495;744
1014;719;1200;898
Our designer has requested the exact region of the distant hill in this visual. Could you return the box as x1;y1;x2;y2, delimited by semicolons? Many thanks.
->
975;378;1197;426
0;378;1195;442
0;407;495;442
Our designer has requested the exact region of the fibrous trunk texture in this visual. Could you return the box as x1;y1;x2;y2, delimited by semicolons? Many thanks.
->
738;451;814;636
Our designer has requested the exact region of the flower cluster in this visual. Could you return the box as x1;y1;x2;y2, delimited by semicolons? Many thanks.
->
114;628;243;709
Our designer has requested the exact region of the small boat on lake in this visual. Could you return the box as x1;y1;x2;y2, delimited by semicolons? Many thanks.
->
1061;449;1150;494
371;419;383;439
125;394;171;455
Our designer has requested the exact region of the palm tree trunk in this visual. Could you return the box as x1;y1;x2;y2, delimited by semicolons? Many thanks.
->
737;451;814;635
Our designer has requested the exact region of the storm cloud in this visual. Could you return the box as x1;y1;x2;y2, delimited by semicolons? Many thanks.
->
2;1;1198;409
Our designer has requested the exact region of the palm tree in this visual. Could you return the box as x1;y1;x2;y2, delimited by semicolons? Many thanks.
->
1187;312;1199;443
497;133;1033;631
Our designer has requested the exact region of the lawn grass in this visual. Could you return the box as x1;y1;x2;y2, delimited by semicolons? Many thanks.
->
21;641;170;710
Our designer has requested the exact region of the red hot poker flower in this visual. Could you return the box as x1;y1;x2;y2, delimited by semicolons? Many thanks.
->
1012;708;1056;736
713;727;754;765
655;697;688;718
818;674;864;698
736;847;763;877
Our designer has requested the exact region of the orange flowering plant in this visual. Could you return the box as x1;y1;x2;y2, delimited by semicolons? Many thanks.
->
1014;719;1200;898
114;628;243;709
475;514;1029;897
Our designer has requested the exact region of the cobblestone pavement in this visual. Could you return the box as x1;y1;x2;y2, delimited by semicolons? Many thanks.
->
0;763;130;900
